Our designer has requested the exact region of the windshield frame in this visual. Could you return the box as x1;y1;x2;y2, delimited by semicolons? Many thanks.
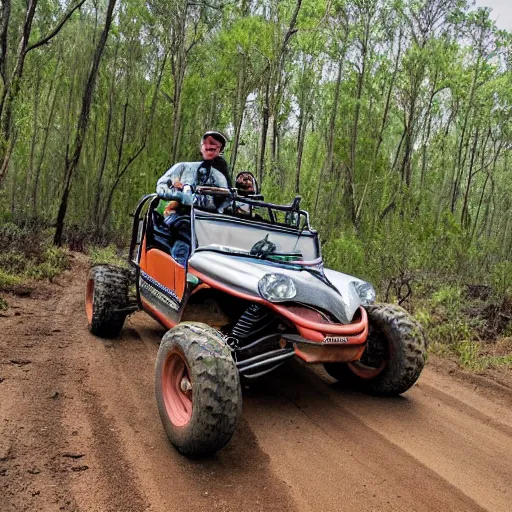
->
190;208;322;264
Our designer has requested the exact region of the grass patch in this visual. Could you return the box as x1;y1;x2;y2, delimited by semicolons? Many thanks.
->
413;277;512;372
0;268;23;291
88;244;128;267
453;340;512;371
25;247;70;280
454;341;480;369
0;222;72;306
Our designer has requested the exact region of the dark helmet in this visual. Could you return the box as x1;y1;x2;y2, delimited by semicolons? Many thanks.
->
202;130;227;151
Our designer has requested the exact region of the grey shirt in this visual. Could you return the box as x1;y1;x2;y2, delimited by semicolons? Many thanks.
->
156;161;228;211
156;161;228;194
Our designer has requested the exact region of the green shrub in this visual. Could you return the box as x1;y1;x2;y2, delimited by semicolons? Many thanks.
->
26;262;59;280
0;269;23;291
0;217;71;287
323;233;367;280
89;244;127;267
490;261;512;299
413;308;433;329
25;247;70;280
42;247;70;272
0;251;29;274
429;320;473;346
478;354;512;370
455;340;480;369
430;286;462;308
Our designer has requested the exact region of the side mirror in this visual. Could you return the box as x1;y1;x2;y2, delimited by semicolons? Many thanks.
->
235;171;259;196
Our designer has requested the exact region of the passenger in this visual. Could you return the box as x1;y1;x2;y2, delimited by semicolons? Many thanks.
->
234;171;261;215
235;171;257;196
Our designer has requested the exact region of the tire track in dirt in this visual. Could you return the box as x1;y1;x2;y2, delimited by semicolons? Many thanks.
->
0;261;148;512
2;255;512;512
242;362;511;511
85;313;298;512
1;257;298;512
0;289;89;512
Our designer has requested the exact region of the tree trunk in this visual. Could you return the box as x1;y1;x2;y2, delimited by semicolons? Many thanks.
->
314;59;343;214
32;75;60;216
258;77;270;186
24;66;41;210
451;54;481;214
93;85;114;228
54;0;117;246
100;51;166;226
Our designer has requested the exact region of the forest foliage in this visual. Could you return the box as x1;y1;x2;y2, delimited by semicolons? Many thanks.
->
0;0;511;361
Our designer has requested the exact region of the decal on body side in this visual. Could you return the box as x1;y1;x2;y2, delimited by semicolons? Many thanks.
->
323;336;349;344
140;271;180;312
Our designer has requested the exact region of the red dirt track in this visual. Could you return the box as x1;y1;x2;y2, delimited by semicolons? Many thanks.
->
1;255;511;511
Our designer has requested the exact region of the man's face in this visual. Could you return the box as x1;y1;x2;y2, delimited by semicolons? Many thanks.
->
201;136;222;160
236;172;255;194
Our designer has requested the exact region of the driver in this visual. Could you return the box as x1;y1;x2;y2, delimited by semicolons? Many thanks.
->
155;130;229;265
156;130;229;211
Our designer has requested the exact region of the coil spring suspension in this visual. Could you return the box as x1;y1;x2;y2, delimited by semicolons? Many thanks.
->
230;304;275;346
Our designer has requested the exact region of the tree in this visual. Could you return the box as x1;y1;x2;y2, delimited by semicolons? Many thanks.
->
0;0;86;184
54;0;117;246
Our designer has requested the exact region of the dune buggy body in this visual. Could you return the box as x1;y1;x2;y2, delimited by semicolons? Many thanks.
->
86;188;427;456
130;192;371;364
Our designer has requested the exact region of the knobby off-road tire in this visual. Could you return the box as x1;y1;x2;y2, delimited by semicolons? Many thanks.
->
324;303;427;396
85;265;130;338
155;322;242;456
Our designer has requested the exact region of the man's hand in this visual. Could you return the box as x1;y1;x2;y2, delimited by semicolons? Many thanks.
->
163;201;180;217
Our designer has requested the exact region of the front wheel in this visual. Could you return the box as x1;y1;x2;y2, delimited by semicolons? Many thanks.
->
155;322;242;456
324;303;427;396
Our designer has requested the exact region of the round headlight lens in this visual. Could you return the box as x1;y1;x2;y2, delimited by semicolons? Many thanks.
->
258;274;297;302
353;281;376;305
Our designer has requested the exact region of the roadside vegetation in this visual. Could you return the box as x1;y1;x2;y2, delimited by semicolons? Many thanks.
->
0;220;71;308
88;244;129;268
2;214;510;372
1;1;510;371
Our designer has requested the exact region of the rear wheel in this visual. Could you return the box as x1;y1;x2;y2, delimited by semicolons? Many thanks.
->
85;265;130;338
324;303;427;395
155;322;242;456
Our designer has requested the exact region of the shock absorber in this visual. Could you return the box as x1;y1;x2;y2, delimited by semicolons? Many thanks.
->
230;304;275;346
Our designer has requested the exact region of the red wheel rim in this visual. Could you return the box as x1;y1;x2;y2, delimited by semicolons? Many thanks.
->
347;360;388;379
85;279;94;324
161;350;193;427
348;330;389;379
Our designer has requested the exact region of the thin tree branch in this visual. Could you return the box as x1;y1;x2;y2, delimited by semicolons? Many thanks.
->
25;0;86;54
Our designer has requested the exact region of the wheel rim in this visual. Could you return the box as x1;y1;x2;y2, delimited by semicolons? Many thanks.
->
85;279;94;324
161;350;193;427
348;330;389;379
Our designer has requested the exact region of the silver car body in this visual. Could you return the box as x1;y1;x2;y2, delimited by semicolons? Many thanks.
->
188;210;367;324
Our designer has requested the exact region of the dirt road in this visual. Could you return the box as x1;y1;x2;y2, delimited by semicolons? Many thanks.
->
1;256;511;512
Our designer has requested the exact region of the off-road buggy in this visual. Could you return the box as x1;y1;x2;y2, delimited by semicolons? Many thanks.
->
85;181;427;456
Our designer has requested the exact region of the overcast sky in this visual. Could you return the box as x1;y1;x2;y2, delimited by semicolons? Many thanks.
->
473;0;512;31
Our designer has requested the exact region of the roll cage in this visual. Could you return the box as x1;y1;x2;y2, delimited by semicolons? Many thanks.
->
128;189;322;268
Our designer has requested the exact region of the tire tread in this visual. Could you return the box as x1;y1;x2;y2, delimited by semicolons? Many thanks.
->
87;265;130;337
155;322;242;456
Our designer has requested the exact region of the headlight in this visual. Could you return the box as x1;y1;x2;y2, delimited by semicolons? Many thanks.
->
258;274;297;302
353;281;376;305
